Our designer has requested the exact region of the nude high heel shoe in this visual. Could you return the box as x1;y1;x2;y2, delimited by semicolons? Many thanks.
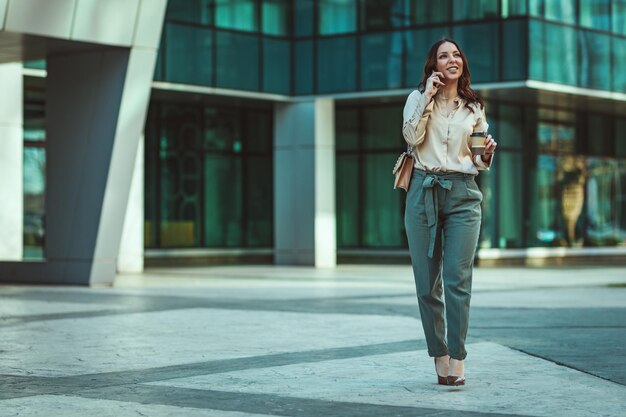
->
434;357;449;385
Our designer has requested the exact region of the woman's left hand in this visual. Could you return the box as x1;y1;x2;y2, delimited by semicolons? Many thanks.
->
482;135;497;161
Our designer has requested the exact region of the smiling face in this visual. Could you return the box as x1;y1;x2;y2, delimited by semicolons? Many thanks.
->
435;41;463;81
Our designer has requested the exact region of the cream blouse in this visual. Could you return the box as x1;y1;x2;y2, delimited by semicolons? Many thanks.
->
402;90;492;175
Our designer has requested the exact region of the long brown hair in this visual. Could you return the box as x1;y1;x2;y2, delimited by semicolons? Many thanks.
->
418;38;484;113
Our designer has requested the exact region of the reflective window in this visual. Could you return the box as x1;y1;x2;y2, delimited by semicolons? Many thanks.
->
336;154;359;247
579;0;610;30
319;0;357;34
263;38;291;94
409;1;449;25
529;20;544;80
166;0;212;25
502;19;527;81
215;0;258;32
530;0;576;24
317;37;357;93
294;0;314;36
579;31;611;90
360;32;404;90
497;151;524;248
360;0;409;31
612;37;626;92
501;0;527;17
262;0;289;35
616;119;626;157
294;40;313;94
585;158;622;246
612;0;626;35
530;21;578;86
452;0;498;20
453;23;499;83
216;31;259;91
587;114;612;155
163;23;213;86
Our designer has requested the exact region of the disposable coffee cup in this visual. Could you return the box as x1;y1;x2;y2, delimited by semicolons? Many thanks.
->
470;131;488;156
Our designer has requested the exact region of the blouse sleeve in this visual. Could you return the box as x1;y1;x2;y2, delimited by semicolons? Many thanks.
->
402;90;433;147
472;105;493;170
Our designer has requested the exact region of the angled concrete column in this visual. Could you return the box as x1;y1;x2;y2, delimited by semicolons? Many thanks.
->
274;99;336;267
0;63;23;260
117;135;144;274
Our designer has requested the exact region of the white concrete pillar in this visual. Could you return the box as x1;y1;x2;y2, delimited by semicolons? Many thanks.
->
274;99;336;267
0;63;23;260
117;135;144;273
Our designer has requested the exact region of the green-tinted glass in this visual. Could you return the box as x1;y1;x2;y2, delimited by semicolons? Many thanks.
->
613;37;626;92
294;40;313;94
452;0;498;20
497;151;524;248
245;156;273;246
501;0;527;17
23;147;46;259
244;111;272;153
362;107;402;150
294;0;314;36
530;0;576;24
409;0;449;25
502;19;527;81
23;60;46;70
587;114;612;155
204;155;243;246
317;37;357;93
204;108;240;152
612;0;626;35
361;0;409;31
584;158;620;246
579;30;611;90
528;154;562;246
616;119;626;157
363;153;405;247
216;31;259;91
318;0;356;34
164;23;213;86
215;0;258;31
166;0;212;24
497;104;523;149
262;0;289;35
544;23;577;86
579;0;610;30
263;38;291;94
360;32;403;90
453;23;499;83
528;20;544;80
336;108;359;151
336;155;359;247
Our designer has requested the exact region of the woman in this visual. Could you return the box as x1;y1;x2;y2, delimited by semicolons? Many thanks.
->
402;38;497;386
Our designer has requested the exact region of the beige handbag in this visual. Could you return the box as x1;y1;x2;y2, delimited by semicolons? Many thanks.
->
393;147;414;191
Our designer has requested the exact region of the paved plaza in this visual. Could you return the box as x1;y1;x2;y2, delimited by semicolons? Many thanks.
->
1;265;625;416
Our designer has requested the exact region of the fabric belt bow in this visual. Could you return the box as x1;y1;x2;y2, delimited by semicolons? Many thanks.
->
422;175;453;258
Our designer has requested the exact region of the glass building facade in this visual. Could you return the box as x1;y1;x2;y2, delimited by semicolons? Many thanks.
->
23;0;626;264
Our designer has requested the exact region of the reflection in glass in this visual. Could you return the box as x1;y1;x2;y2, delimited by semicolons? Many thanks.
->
361;32;404;90
295;40;313;95
166;0;212;25
409;1;448;24
263;38;291;94
336;155;359;247
612;37;626;93
215;0;258;31
360;0;409;31
579;0;610;30
317;37;357;93
164;23;213;86
262;0;289;35
585;159;621;246
497;152;523;248
294;0;314;36
530;0;576;24
501;0;527;17
216;31;259;91
559;156;586;245
23;148;45;259
453;0;498;20
579;31;610;90
319;0;356;34
613;0;626;35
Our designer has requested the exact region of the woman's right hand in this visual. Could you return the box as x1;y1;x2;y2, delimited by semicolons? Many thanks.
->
424;71;445;99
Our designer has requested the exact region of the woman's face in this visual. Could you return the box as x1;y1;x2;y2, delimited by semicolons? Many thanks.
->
435;42;463;81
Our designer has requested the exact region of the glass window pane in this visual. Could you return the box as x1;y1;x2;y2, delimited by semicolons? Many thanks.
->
409;1;449;24
203;108;241;152
579;0;610;30
295;0;314;36
262;0;289;35
579;30;610;90
216;31;259;91
244;111;273;154
613;37;626;92
204;155;243;246
585;158;621;246
530;0;576;24
497;151;524;248
319;0;356;34
245;156;273;246
612;0;626;35
336;108;359;151
362;107;402;150
166;0;212;25
502;19;527;81
363;154;405;247
501;0;527;17
559;156;587;245
529;20;544;80
618;161;626;243
528;154;562;246
544;23;577;86
616;119;626;157
164;23;213;86
336;155;359;247
361;0;409;31
405;27;452;89
23;147;46;259
263;38;291;94
538;122;575;154
498;104;523;150
215;0;258;31
453;23;499;83
145;105;158;249
361;32;403;90
317;37;357;93
452;0;498;20
295;40;313;94
587;114;612;155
